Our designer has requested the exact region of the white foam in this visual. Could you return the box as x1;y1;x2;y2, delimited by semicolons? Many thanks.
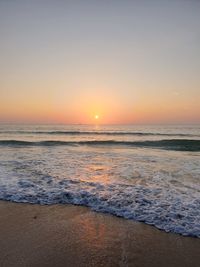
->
0;144;200;238
0;174;200;237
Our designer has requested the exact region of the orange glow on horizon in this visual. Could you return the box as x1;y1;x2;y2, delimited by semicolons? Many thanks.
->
0;85;199;124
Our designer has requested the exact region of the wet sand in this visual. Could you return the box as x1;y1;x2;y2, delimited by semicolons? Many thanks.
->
0;201;200;267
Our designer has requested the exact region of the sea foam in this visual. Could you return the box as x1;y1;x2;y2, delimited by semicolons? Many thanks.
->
0;172;200;237
0;124;200;238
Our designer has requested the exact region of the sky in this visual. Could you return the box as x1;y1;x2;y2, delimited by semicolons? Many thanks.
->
0;0;200;124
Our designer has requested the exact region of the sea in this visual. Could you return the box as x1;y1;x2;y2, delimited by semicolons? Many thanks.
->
0;124;200;237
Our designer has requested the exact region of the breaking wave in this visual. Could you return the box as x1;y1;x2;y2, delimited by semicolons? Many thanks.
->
0;139;200;151
0;130;199;137
0;125;200;238
1;178;200;237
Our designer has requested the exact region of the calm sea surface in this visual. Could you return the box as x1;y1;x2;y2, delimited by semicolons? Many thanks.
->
0;124;200;237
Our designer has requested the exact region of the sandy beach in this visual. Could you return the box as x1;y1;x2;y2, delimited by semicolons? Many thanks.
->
0;201;200;267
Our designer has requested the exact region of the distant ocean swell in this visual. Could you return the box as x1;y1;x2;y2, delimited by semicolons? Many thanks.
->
0;130;199;137
0;139;200;151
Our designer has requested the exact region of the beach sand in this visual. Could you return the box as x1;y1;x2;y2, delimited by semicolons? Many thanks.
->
0;201;200;267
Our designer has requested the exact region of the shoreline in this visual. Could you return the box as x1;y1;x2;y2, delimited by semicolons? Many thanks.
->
0;200;200;267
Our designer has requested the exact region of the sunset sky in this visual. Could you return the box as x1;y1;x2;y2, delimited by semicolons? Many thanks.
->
0;0;199;124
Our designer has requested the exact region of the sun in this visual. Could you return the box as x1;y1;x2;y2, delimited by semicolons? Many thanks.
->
95;115;99;120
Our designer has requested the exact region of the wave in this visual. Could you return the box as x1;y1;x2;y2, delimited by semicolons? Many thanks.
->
0;130;199;137
0;139;200;151
1;178;200;237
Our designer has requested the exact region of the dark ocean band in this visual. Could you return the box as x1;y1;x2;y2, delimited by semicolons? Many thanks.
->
0;139;200;151
0;130;199;137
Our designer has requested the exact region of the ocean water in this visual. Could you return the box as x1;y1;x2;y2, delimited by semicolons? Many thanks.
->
0;124;200;237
